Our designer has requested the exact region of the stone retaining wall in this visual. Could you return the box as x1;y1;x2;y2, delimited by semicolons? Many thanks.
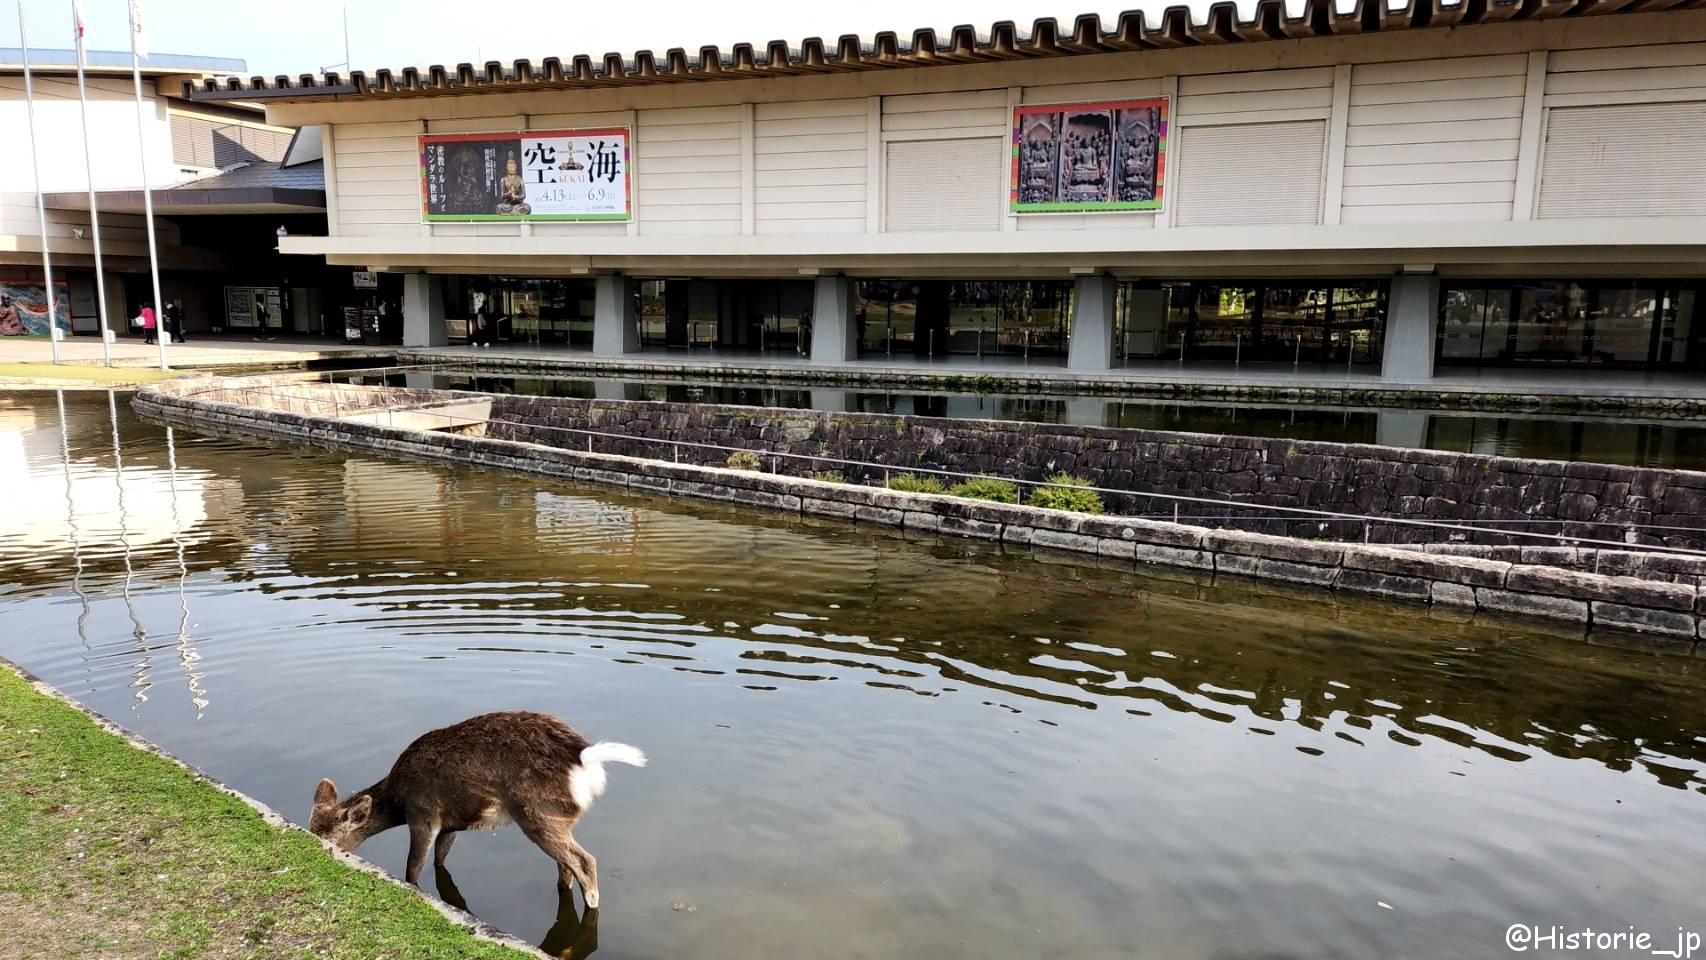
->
395;351;1706;419
132;377;1706;643
484;394;1706;552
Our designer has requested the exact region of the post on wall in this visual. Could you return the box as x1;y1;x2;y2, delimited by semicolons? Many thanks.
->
1067;273;1117;372
809;275;855;363
1381;270;1441;383
593;273;638;356
401;272;446;347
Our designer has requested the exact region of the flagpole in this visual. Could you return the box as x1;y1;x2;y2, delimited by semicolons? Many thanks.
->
17;0;61;363
71;0;113;367
126;0;167;370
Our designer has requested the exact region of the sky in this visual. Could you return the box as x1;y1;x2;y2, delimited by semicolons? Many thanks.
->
7;0;1273;78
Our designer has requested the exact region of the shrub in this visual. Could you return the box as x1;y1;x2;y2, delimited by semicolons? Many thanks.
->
807;470;845;483
946;476;1019;503
726;450;762;471
886;473;946;494
1028;473;1105;514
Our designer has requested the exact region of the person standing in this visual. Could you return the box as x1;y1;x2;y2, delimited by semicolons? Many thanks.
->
141;303;158;345
168;301;187;343
253;295;272;341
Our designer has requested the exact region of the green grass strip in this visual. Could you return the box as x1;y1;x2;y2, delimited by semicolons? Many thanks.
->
0;665;531;959
0;363;188;384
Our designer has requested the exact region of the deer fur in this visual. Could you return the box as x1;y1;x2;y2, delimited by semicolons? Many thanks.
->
308;711;644;907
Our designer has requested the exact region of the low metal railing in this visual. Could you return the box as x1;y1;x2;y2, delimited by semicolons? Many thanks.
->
169;380;1706;560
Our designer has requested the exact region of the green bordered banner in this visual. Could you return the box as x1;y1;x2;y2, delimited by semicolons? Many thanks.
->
1010;98;1168;214
420;128;631;222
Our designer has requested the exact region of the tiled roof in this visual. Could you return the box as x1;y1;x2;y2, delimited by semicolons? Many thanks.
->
185;0;1704;103
174;160;323;192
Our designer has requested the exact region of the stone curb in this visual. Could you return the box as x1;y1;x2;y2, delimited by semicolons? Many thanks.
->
0;656;548;960
132;376;1706;645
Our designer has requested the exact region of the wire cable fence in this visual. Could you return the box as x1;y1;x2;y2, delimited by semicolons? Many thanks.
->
168;381;1706;561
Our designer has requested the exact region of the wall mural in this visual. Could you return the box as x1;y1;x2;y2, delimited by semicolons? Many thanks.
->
420;128;631;222
0;280;71;337
1010;97;1168;214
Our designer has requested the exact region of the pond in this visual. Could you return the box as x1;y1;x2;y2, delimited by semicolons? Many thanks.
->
3;389;1706;959
350;367;1706;469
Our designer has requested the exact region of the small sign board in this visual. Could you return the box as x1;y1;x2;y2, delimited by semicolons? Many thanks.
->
353;270;379;289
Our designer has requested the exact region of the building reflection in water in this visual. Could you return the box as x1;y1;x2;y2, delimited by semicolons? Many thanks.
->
165;426;207;717
54;390;95;690
107;390;152;707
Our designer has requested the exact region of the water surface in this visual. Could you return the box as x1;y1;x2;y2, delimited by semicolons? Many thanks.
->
3;390;1705;959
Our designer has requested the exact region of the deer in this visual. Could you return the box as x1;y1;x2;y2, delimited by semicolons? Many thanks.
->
308;711;645;908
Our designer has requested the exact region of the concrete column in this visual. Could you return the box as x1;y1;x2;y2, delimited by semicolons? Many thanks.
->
401;273;446;347
1381;273;1440;382
1067;275;1117;372
1375;410;1429;450
809;275;856;363
593;273;638;356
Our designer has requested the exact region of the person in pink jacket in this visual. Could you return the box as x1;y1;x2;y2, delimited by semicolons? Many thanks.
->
141;304;158;345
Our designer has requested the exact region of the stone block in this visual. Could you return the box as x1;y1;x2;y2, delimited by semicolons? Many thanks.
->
1336;568;1431;601
1590;602;1698;639
854;506;903;526
1001;525;1035;546
1341;545;1509;588
1205;528;1344;565
1505;565;1696;611
1080;517;1205;548
803;498;857;519
1475;588;1590;623
1096;538;1137;561
1131;542;1214;571
1430;581;1477;607
940;516;1002;540
1030;529;1101;556
903;511;943;533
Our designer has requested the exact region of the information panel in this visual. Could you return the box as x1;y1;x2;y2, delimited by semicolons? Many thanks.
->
420;128;631;222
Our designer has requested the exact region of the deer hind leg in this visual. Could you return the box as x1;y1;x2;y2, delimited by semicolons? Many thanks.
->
405;818;441;886
434;830;458;867
515;812;596;905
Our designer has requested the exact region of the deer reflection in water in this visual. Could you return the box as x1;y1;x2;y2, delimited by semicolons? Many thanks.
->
435;862;600;960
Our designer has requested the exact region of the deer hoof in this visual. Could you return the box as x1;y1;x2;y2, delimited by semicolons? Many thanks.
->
584;888;600;909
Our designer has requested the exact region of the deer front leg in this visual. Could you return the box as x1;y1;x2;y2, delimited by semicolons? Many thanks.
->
405;819;440;886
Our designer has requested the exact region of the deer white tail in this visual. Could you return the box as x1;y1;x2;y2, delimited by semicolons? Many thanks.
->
569;741;647;810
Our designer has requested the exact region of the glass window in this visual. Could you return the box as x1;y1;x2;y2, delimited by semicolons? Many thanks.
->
1513;282;1590;364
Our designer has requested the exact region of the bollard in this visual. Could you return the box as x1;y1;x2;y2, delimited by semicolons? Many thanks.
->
1235;333;1241;367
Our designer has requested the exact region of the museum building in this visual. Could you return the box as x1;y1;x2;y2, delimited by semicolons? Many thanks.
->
190;0;1706;381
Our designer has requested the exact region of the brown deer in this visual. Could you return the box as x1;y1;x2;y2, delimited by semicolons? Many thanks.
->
308;711;645;907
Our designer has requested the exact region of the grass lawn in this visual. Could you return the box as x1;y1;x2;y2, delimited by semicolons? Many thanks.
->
0;363;187;385
0;665;531;959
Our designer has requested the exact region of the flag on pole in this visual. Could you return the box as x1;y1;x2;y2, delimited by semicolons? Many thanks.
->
128;0;147;58
70;0;85;63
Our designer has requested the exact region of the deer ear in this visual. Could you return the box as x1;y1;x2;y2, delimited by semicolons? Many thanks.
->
313;778;337;808
346;793;373;826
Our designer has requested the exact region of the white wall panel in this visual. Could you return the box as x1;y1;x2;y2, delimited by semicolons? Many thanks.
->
753;99;867;235
1538;102;1706;218
884;137;1003;232
1340;57;1524;223
636;105;742;235
1173;120;1325;227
